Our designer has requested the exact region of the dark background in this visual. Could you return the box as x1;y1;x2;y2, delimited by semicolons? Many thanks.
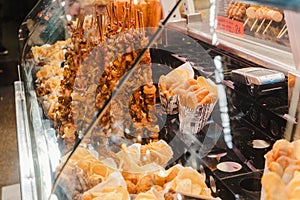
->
0;0;38;21
0;0;38;198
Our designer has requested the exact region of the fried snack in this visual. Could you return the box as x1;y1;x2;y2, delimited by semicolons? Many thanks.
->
89;186;129;200
158;68;191;100
152;185;163;193
261;172;287;200
273;139;294;159
91;161;113;178
165;166;180;182
122;172;140;185
170;167;211;197
185;87;210;109
268;161;284;177
292;140;300;160
125;180;137;194
288;171;300;199
178;76;217;109
135;190;158;200
136;174;153;193
282;164;300;184
153;165;180;188
140;140;173;166
153;173;166;186
262;139;300;200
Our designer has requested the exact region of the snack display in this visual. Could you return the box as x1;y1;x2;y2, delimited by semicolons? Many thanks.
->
157;62;218;134
224;1;289;46
261;139;300;200
21;0;223;198
56;140;217;200
18;0;299;199
30;0;163;153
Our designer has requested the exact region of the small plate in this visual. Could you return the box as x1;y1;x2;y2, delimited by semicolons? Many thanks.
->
216;161;242;173
251;139;270;149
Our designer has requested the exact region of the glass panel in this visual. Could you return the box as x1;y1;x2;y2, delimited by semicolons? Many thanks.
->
238;0;300;12
50;25;223;199
216;0;290;51
19;0;296;199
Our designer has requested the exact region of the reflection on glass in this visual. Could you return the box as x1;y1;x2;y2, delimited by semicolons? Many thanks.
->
19;0;227;199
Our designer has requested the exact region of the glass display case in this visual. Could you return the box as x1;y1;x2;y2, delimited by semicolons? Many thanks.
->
15;0;300;199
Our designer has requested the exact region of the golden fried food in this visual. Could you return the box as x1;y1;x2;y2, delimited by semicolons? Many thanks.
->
135;190;158;200
153;173;166;186
136;174;153;193
91;161;110;178
152;185;163;192
170;167;211;197
122;172;140;185
268;161;284;177
261;172;287;200
125;180;137;194
262;139;300;200
165;166;180;182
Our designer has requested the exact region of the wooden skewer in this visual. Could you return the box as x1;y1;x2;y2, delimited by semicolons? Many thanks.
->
126;7;130;29
96;12;102;41
90;6;96;30
277;24;287;38
102;14;106;39
129;0;132;23
106;4;111;24
110;2;115;30
243;17;249;27
262;20;272;34
139;11;145;38
277;26;288;39
77;9;85;31
114;4;119;29
250;19;258;31
121;6;128;31
135;10;140;29
256;18;265;33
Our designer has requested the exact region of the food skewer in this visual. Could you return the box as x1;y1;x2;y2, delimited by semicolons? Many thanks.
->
277;24;287;38
262;10;283;34
139;11;145;38
262;20;272;34
250;18;258;31
129;0;132;21
106;4;111;24
110;2;115;30
251;7;265;31
96;12;103;41
121;5;128;31
277;25;288;39
114;4;119;30
226;1;248;21
256;18;265;33
135;10;140;29
243;17;249;26
126;7;130;29
255;7;268;33
102;14;106;39
244;6;258;26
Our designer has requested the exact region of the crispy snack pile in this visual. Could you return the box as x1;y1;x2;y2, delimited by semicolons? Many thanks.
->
262;139;300;200
57;140;214;200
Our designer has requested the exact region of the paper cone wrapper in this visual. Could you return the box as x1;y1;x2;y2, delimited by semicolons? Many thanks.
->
178;101;216;134
159;93;179;115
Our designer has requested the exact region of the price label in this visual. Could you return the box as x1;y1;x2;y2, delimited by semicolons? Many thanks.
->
217;16;244;37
